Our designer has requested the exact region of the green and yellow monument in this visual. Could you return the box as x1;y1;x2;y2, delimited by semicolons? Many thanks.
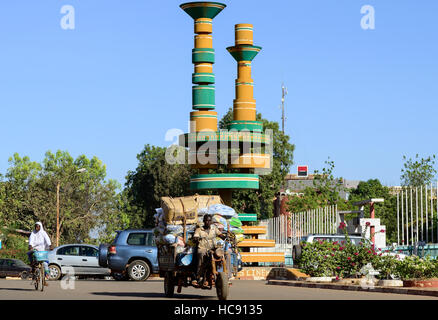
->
179;2;283;267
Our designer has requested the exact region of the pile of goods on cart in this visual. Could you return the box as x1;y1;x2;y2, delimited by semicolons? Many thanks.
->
153;194;243;271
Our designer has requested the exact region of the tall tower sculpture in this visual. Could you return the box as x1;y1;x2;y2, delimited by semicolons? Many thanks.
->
180;1;225;174
227;24;261;127
226;24;270;172
180;2;270;206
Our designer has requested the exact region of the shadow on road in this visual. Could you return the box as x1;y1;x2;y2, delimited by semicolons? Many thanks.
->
91;292;212;300
0;288;35;292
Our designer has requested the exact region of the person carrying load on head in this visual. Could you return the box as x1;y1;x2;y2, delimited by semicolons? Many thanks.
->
192;214;226;287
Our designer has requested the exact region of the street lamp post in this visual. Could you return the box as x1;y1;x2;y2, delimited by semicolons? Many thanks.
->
56;168;87;247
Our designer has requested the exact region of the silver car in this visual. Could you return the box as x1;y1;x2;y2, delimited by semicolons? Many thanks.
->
48;244;111;280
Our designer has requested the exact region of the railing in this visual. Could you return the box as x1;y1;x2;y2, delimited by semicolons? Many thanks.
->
384;244;438;259
260;205;339;254
396;182;438;246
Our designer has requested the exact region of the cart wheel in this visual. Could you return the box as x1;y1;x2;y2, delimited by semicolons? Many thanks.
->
164;272;175;298
215;272;228;300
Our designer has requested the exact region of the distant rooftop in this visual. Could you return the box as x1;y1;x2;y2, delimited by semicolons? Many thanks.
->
283;174;361;200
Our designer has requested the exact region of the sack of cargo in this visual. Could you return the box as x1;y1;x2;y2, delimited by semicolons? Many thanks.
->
195;194;223;210
161;196;198;225
197;207;209;216
208;204;237;218
164;234;177;244
235;234;245;243
154;208;164;224
176;236;185;247
230;226;244;234
179;196;197;223
165;224;184;235
212;214;222;223
161;196;182;223
229;217;242;228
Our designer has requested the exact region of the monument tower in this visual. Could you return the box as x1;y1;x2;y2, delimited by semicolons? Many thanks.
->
180;2;270;205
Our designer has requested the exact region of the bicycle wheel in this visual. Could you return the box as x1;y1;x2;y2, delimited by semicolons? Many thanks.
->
34;268;39;291
39;265;44;292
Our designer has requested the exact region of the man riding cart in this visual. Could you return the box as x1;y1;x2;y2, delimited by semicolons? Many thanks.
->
157;214;238;300
191;214;226;288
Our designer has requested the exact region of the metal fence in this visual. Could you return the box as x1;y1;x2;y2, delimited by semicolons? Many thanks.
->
396;182;438;246
262;205;338;251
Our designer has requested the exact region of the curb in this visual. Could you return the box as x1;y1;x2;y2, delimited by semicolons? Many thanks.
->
267;280;438;298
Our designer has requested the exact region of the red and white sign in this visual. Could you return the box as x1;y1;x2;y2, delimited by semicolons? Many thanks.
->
297;165;308;177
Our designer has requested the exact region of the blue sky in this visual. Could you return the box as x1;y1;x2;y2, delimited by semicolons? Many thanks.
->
0;0;437;188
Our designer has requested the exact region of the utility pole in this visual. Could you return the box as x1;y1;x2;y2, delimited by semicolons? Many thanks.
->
55;168;87;247
281;83;287;133
56;181;60;247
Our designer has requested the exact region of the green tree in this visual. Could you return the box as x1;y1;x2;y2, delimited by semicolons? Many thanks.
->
0;174;5;222
0;151;126;245
123;144;195;228
401;154;436;187
349;179;397;244
218;108;295;219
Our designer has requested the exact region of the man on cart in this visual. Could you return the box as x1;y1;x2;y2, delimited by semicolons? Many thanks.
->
192;214;226;288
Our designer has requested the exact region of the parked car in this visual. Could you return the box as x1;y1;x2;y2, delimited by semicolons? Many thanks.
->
47;244;111;280
0;258;31;279
292;234;366;265
98;229;158;281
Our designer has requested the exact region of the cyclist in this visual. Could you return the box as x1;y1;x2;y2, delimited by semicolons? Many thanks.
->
28;222;53;285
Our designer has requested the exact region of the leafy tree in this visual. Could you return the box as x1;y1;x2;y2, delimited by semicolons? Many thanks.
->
218;108;295;219
401;154;436;187
0;151;126;245
123;144;195;228
348;179;397;244
0;174;5;222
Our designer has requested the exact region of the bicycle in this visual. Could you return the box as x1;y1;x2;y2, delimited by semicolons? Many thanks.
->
30;250;49;292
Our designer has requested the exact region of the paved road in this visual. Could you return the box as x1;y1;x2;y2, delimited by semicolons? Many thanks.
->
0;279;436;300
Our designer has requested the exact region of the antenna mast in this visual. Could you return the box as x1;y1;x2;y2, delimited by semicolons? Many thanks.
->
281;83;287;133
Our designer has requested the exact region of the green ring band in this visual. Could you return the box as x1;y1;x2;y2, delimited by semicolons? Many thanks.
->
190;173;259;190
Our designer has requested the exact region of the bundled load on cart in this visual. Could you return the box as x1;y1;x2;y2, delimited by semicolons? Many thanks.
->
154;194;243;300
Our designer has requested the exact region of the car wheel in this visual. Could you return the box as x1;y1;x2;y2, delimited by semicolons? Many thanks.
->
292;245;302;266
20;271;30;280
49;264;62;281
127;260;150;281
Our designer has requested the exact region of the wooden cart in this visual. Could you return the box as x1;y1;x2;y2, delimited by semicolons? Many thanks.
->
157;229;239;300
